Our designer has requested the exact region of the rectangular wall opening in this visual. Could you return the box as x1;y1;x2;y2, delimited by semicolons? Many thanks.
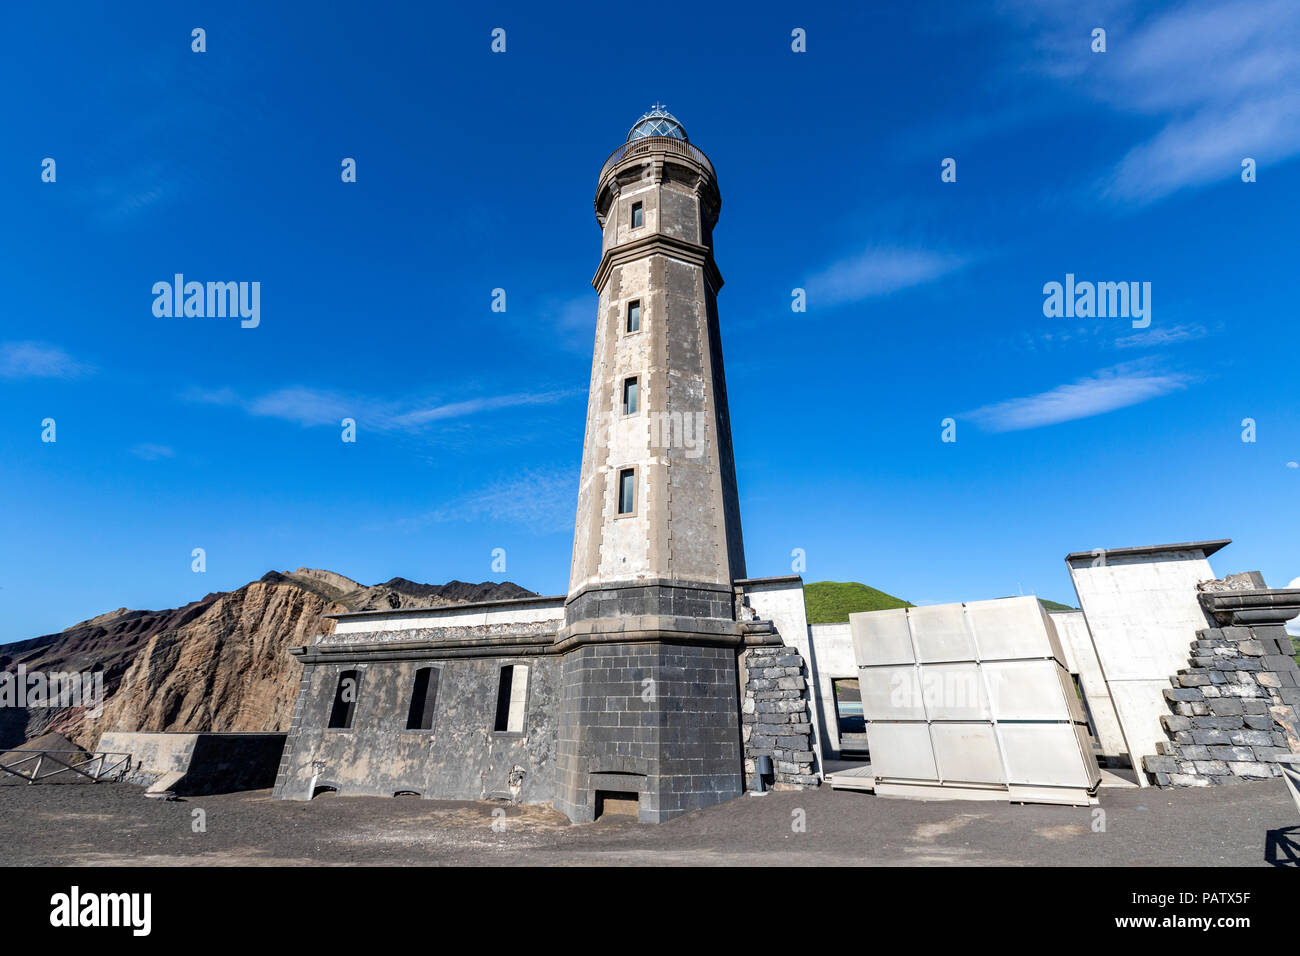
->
406;666;440;731
595;790;640;820
328;669;359;729
833;677;869;757
493;663;529;733
617;468;635;515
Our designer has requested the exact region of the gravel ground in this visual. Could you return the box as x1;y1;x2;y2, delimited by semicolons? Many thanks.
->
1;779;1296;866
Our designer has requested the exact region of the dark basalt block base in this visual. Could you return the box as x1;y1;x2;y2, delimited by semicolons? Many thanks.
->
553;640;743;824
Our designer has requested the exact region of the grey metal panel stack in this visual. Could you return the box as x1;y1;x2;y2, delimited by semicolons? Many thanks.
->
850;596;1102;806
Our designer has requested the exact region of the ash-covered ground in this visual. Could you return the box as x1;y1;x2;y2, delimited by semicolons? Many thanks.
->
1;780;1295;866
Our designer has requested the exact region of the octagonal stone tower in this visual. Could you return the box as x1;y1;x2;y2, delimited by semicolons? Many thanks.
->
554;107;748;823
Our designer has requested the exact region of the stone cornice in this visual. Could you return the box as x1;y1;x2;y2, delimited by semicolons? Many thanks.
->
592;232;723;295
734;575;804;588
287;622;751;662
1199;588;1300;626
290;630;558;663
553;624;744;653
566;576;733;607
287;603;757;661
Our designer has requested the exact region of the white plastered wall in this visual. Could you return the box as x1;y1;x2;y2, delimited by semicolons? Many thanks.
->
1066;546;1219;782
1048;609;1127;759
329;598;565;636
807;623;856;759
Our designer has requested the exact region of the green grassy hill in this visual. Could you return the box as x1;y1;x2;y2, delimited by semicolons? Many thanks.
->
804;582;1077;623
803;582;912;624
1038;599;1076;612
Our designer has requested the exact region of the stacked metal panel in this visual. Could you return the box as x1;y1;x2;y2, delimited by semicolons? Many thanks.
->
850;596;1101;805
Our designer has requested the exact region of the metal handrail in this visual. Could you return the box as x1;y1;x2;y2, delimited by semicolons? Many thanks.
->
597;136;715;183
0;750;131;784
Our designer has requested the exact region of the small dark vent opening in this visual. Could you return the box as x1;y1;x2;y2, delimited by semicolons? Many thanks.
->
594;791;639;820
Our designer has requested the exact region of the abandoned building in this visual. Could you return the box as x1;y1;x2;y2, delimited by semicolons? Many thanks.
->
271;107;820;822
262;109;1300;821
814;541;1300;802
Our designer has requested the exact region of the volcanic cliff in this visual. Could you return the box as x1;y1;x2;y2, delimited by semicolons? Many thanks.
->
0;570;535;750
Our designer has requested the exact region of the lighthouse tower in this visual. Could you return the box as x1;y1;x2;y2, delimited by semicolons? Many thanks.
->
554;107;748;823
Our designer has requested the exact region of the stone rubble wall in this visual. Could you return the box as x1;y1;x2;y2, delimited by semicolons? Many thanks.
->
1145;623;1300;787
740;644;819;790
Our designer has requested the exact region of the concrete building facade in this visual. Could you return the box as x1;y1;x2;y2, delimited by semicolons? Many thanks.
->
1066;540;1232;779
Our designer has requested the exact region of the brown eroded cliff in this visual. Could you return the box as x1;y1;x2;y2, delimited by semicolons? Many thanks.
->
0;570;536;750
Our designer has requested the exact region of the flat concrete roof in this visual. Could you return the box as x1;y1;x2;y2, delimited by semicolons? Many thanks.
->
325;593;566;621
1064;539;1231;563
97;731;287;736
734;575;803;587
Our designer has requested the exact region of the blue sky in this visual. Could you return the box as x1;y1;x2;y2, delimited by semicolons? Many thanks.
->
3;0;1298;641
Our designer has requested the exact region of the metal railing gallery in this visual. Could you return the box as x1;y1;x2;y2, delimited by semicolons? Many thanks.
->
598;136;715;183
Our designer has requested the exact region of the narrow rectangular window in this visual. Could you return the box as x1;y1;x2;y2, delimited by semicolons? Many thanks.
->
493;664;529;733
631;201;643;228
626;300;640;333
328;669;359;729
406;666;439;731
622;376;639;415
617;468;635;515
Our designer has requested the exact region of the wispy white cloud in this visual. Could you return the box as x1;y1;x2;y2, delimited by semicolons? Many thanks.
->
1114;323;1208;349
1106;90;1300;203
806;247;969;307
965;361;1191;431
181;386;241;407
247;387;379;428
395;466;578;535
130;443;175;461
1007;0;1300;204
0;342;93;380
1010;319;1217;354
546;293;597;346
86;160;177;223
391;392;571;429
181;384;576;432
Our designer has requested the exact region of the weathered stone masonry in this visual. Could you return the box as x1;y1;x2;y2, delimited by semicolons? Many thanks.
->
272;615;561;803
740;643;819;790
1144;577;1300;787
554;641;744;824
